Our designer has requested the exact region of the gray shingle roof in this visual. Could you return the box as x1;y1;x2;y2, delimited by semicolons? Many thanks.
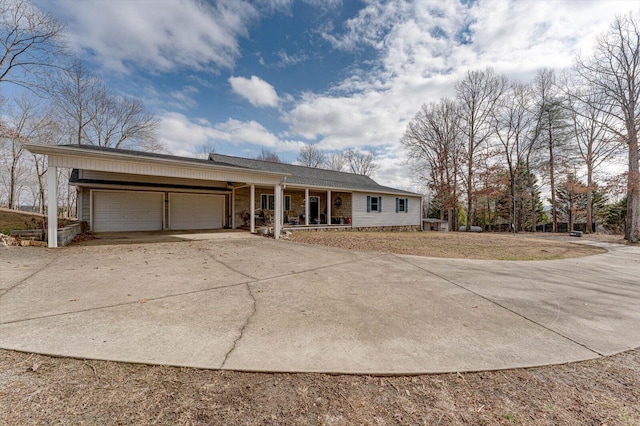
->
209;153;420;196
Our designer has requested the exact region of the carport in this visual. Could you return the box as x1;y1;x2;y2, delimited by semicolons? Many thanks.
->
26;144;290;247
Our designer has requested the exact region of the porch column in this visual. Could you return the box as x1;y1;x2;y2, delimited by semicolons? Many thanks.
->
47;166;58;248
250;184;255;233
228;188;236;229
327;190;331;225
305;188;310;226
274;184;282;239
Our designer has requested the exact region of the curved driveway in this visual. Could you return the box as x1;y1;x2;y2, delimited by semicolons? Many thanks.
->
1;233;639;374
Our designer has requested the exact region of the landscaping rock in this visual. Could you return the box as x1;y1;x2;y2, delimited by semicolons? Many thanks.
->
0;234;18;247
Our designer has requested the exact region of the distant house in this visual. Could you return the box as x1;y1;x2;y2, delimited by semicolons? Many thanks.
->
26;144;421;247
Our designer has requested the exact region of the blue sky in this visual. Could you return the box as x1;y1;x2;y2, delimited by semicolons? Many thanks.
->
36;0;636;190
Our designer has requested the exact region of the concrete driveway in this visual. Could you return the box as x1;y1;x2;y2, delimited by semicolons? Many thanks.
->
0;234;639;374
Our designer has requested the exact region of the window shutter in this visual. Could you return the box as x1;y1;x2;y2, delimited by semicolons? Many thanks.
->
405;198;409;213
378;196;382;213
367;195;371;212
396;197;399;213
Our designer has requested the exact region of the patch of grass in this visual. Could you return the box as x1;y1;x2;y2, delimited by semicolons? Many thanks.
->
505;413;519;424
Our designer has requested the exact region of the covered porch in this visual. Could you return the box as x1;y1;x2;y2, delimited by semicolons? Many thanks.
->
233;186;353;232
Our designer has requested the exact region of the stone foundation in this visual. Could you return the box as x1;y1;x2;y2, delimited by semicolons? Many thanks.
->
10;222;82;247
56;222;82;246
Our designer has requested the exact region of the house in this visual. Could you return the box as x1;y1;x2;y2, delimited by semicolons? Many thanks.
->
26;144;422;248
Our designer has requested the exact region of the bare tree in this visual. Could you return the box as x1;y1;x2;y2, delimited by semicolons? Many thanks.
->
256;148;281;163
0;94;43;208
492;82;537;232
86;92;160;150
195;141;216;159
297;143;326;168
456;68;508;230
344;149;377;176
565;82;620;233
29;105;62;212
52;61;100;145
324;152;345;171
0;0;67;91
575;11;640;242
531;69;572;233
53;60;161;151
402;98;463;230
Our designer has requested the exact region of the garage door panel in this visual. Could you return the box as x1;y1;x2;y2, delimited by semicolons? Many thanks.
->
93;191;163;232
170;193;223;230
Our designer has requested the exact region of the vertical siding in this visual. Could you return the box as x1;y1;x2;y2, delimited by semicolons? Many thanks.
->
351;192;421;227
81;187;91;222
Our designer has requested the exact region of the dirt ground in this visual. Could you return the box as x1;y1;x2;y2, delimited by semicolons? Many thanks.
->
1;348;638;425
290;230;611;260
1;231;638;425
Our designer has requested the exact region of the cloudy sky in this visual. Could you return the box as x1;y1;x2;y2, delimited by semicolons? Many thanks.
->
38;0;636;190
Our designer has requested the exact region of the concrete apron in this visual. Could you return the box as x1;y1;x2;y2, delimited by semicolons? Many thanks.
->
0;237;638;375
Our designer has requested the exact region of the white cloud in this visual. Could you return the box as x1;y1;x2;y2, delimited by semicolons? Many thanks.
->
228;75;280;107
51;0;258;73
159;112;302;157
168;86;199;110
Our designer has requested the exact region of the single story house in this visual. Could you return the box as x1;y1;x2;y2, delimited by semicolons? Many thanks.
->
26;144;422;248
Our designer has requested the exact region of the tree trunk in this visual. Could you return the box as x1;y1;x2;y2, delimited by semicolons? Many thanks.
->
627;137;640;242
466;161;473;230
586;163;593;234
548;129;557;233
9;161;17;209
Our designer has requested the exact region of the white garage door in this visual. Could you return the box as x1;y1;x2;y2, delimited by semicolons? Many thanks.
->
93;190;163;232
169;193;224;230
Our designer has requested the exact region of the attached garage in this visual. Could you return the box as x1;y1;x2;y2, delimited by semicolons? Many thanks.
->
92;190;164;232
169;193;224;230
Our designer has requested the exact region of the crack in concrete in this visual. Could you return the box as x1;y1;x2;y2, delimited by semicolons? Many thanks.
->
0;252;383;326
220;282;257;369
0;280;255;325
394;254;605;357
0;254;60;299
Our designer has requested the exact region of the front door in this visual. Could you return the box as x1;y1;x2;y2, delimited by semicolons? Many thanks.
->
310;196;319;223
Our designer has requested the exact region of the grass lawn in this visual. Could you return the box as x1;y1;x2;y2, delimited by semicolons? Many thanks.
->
0;208;72;235
290;230;613;260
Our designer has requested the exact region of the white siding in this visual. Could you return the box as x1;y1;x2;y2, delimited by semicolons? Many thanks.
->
351;193;421;228
49;154;281;185
81;170;228;189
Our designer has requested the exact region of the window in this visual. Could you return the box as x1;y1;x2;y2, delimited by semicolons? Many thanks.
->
261;194;289;210
261;194;275;210
396;197;408;213
367;195;382;213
